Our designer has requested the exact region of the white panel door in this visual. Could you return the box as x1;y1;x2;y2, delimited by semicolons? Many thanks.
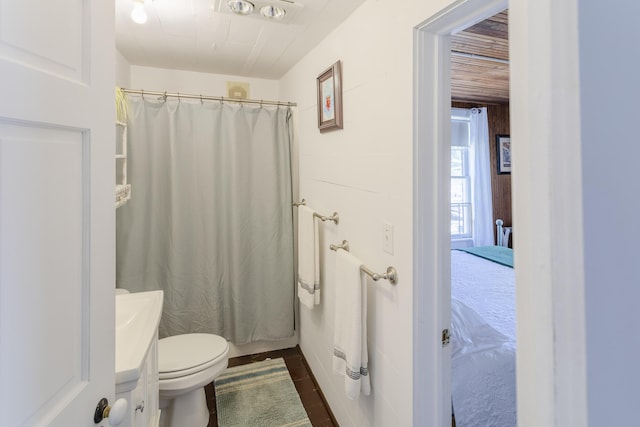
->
0;1;115;426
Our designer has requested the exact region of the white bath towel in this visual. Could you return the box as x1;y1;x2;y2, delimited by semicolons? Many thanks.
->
297;205;320;309
332;248;370;399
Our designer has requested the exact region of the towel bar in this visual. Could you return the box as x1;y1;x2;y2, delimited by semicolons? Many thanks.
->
329;240;349;252
313;211;339;224
292;199;339;224
360;265;398;285
330;240;398;285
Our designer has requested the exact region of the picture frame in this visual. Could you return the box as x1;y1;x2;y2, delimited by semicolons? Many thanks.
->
496;134;511;174
316;60;343;133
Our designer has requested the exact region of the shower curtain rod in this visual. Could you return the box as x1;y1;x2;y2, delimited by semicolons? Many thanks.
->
121;88;297;107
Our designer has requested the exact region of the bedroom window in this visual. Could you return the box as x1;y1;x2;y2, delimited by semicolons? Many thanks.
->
451;110;472;239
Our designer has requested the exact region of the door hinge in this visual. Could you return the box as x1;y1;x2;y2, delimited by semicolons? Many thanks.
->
442;329;450;346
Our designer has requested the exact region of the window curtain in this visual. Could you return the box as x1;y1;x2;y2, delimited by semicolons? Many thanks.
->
469;107;494;246
116;97;295;344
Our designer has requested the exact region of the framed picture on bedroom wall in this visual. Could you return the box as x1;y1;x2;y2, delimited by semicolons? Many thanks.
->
496;134;511;174
316;60;343;133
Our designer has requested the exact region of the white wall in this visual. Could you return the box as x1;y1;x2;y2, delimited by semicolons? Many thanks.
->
116;50;131;88
280;0;455;425
510;0;640;425
578;1;640;425
129;65;280;101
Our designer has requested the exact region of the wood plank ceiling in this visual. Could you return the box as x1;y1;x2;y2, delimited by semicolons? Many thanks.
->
451;10;509;104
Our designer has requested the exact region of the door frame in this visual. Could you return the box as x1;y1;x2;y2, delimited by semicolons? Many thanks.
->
412;0;507;424
413;0;589;425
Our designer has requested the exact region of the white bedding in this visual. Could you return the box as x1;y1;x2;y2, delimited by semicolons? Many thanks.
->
451;250;516;427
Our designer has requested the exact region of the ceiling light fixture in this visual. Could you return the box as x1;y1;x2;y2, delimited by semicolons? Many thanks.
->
227;0;255;15
260;5;286;19
131;0;147;24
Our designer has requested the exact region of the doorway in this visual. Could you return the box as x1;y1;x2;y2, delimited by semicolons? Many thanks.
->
412;0;508;425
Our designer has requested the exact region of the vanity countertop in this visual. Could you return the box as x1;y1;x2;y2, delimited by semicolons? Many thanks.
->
115;290;163;392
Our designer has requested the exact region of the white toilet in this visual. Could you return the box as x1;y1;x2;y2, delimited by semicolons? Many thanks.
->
158;333;229;427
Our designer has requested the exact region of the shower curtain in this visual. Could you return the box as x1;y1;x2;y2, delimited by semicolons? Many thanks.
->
116;96;295;344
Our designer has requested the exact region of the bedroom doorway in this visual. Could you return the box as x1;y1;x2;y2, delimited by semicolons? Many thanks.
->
412;0;508;425
448;14;516;426
449;75;516;427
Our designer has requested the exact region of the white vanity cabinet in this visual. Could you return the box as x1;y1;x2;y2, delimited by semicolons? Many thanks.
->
116;336;159;427
115;291;163;427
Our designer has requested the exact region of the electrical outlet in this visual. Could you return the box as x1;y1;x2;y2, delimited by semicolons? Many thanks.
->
383;222;394;255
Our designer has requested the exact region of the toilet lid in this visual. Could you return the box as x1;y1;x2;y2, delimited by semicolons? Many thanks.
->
159;333;229;375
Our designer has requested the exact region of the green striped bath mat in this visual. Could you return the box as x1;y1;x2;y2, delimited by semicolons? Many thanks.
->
214;358;312;427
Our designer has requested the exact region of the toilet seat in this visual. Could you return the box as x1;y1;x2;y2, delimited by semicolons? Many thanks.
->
159;333;229;380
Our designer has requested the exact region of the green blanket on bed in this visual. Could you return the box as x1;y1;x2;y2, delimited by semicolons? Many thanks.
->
457;245;514;268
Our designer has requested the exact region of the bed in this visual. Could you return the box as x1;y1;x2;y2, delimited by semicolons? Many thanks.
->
451;244;516;427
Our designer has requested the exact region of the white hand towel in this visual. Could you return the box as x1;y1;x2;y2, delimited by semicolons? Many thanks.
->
332;248;370;399
297;205;320;309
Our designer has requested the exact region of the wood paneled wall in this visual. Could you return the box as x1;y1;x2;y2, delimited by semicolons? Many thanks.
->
453;101;512;245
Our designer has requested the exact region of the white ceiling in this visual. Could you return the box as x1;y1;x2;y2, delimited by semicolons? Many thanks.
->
115;0;366;79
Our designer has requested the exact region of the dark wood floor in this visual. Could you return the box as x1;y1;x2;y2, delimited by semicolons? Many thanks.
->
205;346;338;427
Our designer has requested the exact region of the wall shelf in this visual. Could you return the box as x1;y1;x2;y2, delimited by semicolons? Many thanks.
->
116;121;131;208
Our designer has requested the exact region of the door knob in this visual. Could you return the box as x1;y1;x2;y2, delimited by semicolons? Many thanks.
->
94;397;128;426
